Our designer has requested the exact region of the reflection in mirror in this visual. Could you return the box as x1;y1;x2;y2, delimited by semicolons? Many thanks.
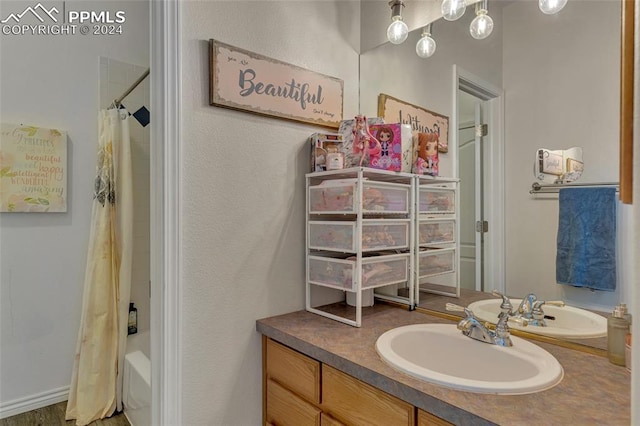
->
534;147;583;184
360;0;624;352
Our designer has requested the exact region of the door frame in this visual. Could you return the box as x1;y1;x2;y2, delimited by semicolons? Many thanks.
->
451;65;505;294
150;1;182;424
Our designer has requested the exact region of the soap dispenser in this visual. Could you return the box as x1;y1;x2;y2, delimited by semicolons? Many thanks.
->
128;302;138;335
607;304;630;366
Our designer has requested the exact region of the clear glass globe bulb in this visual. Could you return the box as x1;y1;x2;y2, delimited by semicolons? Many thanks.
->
387;18;409;44
441;0;466;21
539;0;568;14
416;35;436;58
470;11;494;40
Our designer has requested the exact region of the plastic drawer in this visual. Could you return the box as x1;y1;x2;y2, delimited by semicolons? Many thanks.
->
308;253;409;291
309;181;410;214
418;219;455;246
418;248;455;278
309;220;410;252
418;188;455;214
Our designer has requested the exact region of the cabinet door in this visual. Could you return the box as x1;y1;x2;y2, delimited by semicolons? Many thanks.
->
417;409;453;426
320;413;346;426
321;365;415;426
266;379;321;426
266;338;321;404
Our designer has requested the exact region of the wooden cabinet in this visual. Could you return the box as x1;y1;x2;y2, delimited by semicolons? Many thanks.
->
265;337;320;404
322;365;414;426
320;413;346;426
266;379;321;426
417;409;453;426
264;337;451;426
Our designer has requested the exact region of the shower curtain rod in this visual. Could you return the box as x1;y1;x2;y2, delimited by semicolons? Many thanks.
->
112;68;150;108
530;181;619;194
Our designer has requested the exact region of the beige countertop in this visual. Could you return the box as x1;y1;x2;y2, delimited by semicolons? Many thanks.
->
256;304;630;425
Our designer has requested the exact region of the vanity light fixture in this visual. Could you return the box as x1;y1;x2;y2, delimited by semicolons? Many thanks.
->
416;24;437;58
441;0;466;21
469;0;494;40
387;0;409;45
539;0;568;15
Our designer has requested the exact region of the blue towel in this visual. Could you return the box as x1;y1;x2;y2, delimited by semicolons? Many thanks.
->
556;187;617;291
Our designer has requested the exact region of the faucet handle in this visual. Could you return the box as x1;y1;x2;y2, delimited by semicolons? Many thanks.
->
507;316;528;327
491;290;513;313
446;303;474;317
445;302;466;312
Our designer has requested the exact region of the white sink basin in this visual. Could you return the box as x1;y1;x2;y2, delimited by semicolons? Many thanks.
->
467;299;607;339
376;324;563;395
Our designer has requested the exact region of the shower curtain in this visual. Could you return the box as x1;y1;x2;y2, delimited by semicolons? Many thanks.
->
66;109;133;426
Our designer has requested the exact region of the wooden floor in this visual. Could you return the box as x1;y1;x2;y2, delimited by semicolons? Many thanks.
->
0;402;130;426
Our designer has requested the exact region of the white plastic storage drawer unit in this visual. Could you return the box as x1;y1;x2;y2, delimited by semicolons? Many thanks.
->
309;180;410;214
418;188;455;214
418;248;455;278
308;220;410;252
308;253;410;291
418;219;455;246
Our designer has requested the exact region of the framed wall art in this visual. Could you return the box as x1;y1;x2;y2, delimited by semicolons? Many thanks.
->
378;93;449;153
210;39;344;129
0;123;67;212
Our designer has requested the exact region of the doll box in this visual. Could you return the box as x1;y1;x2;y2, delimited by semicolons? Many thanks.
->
368;123;413;173
413;132;440;176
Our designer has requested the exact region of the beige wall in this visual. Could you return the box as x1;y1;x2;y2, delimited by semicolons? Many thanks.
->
503;0;631;309
179;1;360;424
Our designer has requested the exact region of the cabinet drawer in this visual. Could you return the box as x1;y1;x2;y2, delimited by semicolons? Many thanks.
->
309;220;410;252
417;409;454;426
308;253;409;291
321;413;346;426
418;188;455;214
266;379;321;426
418;248;455;278
321;365;414;426
309;181;410;214
266;339;320;404
418;219;455;246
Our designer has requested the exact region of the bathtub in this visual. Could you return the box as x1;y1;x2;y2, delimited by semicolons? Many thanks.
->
123;330;150;426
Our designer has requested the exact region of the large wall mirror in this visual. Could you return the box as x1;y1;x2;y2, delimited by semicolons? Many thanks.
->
359;0;630;353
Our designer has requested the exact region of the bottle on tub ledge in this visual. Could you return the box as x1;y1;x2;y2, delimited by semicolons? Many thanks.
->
607;304;630;366
128;302;138;335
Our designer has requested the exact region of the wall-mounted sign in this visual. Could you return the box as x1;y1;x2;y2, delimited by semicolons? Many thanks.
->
378;94;450;153
0;123;67;212
209;39;344;129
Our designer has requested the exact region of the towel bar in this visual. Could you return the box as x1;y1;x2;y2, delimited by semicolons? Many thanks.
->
530;182;619;194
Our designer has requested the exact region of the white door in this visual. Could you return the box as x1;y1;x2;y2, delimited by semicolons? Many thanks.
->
457;92;486;291
473;102;484;292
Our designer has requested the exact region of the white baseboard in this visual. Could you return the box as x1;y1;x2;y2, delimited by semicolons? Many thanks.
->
0;386;69;419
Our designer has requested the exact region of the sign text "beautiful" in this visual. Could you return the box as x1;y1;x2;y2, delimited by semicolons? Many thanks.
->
238;69;324;111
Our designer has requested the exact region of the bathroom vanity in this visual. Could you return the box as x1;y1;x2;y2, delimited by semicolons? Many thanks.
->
256;304;630;425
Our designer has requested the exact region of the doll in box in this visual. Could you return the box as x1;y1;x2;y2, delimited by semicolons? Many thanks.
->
414;132;439;176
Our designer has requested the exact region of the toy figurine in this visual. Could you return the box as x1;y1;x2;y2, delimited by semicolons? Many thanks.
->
415;132;439;176
352;115;381;166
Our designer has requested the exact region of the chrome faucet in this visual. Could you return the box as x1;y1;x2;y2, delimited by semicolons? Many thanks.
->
515;293;565;327
446;296;526;347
